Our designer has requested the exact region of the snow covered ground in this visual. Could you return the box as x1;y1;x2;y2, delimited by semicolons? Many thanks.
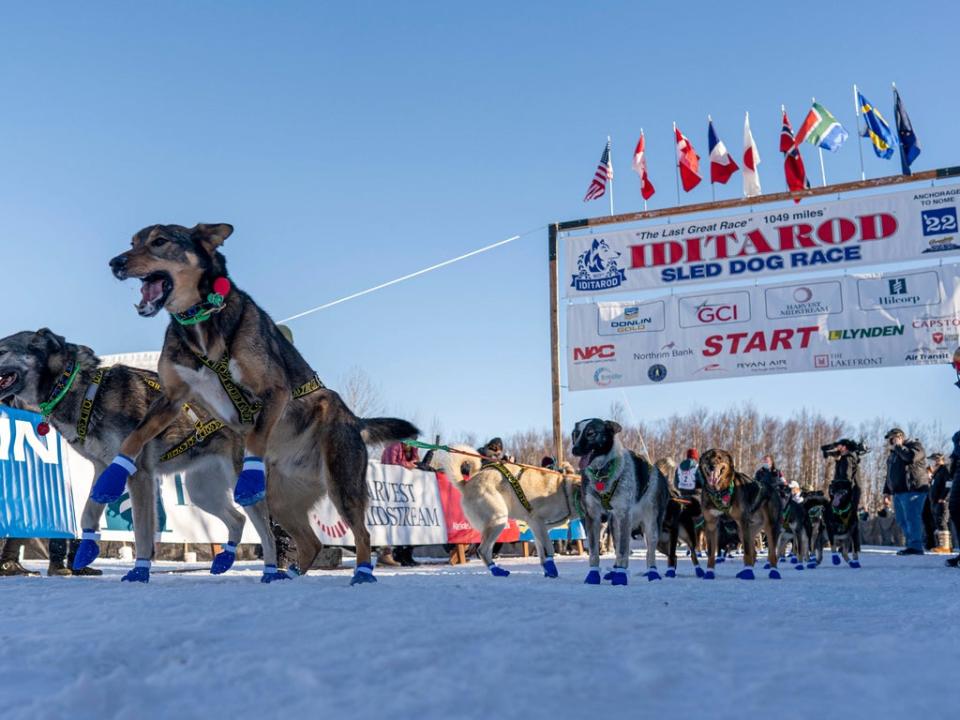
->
1;548;956;720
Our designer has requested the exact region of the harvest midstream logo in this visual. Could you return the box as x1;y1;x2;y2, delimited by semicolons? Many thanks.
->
827;325;904;341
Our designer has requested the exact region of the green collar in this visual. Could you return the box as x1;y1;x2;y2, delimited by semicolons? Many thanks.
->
704;474;735;513
173;291;227;326
38;357;80;419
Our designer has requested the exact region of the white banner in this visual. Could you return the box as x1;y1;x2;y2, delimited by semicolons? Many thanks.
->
567;265;960;391
564;185;960;296
309;462;447;546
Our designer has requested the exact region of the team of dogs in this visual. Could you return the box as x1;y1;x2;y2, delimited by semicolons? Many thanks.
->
0;223;861;585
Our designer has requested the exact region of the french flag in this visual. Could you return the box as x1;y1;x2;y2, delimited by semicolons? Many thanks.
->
708;117;738;184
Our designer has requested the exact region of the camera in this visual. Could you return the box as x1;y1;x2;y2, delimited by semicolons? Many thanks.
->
821;439;868;459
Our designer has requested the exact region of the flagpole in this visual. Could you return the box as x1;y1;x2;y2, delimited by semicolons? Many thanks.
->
607;135;615;216
708;115;716;202
853;83;866;181
813;96;827;187
672;121;681;208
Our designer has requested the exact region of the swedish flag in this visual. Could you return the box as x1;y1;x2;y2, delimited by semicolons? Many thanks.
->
858;91;895;159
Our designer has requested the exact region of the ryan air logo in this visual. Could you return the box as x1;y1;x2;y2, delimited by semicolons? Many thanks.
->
593;366;623;387
647;364;667;382
573;344;616;363
571;238;626;292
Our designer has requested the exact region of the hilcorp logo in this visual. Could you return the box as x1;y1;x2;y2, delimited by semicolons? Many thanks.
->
879;277;920;306
702;326;818;356
0;413;60;464
573;345;616;362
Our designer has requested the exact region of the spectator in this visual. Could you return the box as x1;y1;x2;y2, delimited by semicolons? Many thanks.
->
48;539;103;576
882;427;928;556
0;538;38;576
832;439;860;488
946;431;960;568
929;453;952;553
755;454;784;487
477;437;504;465
875;496;905;547
380;442;420;567
788;480;803;503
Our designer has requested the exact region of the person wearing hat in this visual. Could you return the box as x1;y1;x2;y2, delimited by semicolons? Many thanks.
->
675;448;702;501
832;439;861;488
882;427;928;556
477;437;505;466
788;480;803;503
928;452;952;554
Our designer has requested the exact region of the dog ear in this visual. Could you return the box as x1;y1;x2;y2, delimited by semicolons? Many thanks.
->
32;328;65;350
190;223;234;253
605;420;622;435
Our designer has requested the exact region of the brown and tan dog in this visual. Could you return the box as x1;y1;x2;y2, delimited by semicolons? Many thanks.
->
697;449;781;580
97;223;418;584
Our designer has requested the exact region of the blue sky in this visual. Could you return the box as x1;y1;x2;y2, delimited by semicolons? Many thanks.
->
1;1;958;443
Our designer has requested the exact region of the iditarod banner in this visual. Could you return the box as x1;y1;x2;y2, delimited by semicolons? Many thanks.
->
564;185;960;296
567;264;960;391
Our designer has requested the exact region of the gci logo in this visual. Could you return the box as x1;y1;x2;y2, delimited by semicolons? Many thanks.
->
696;301;740;323
574;345;616;362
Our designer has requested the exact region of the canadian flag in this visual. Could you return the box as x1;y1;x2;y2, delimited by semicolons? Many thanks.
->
631;131;655;200
674;124;701;192
743;111;762;197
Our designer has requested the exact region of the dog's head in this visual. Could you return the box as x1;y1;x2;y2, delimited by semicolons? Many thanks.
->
699;449;734;489
109;223;233;317
570;418;621;468
830;479;855;508
0;328;90;407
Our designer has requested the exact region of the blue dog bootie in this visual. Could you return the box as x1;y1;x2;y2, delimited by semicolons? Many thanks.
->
832;553;842;566
736;566;756;581
122;559;150;583
795;562;805;571
72;530;101;570
695;566;706;578
91;454;136;504
487;562;510;577
644;566;661;582
768;568;782;579
789;553;799;564
542;558;559;578
351;561;378;585
763;562;771;570
210;542;237;574
610;567;628;586
584;567;602;585
261;564;293;583
234;456;266;506
665;566;677;578
848;560;861;569
703;569;716;580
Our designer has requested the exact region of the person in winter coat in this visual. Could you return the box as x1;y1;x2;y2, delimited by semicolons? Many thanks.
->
929;453;952;553
832;440;860;489
875;496;905;546
945;431;960;568
379;442;421;567
675;449;702;499
882;428;928;555
477;437;505;465
755;454;784;488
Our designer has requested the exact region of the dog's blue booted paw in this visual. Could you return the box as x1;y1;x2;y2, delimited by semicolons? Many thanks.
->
807;561;818;569
261;565;293;583
763;562;771;570
72;531;100;570
715;556;726;564
665;567;677;578
542;559;558;578
703;569;715;580
90;455;136;504
584;569;602;585
210;542;237;575
695;566;705;578
350;562;377;585
736;567;756;580
610;568;628;586
768;568;782;579
488;563;510;577
234;457;266;507
794;563;805;570
789;554;799;564
644;567;661;581
121;563;150;583
832;554;842;565
848;560;861;569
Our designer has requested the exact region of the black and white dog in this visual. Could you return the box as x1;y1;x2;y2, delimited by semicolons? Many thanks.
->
570;419;669;585
827;479;862;568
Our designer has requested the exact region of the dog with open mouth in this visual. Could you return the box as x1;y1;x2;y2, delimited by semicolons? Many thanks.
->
570;418;670;585
0;328;280;582
102;223;419;584
697;449;782;580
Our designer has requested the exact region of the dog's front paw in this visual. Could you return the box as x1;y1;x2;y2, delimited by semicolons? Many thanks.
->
788;554;799;564
210;542;237;575
702;569;715;580
121;562;150;584
350;562;377;585
794;563;805;571
768;568;782;580
644;567;661;582
91;455;136;503
488;563;510;577
832;553;841;565
542;559;558;578
610;568;628;586
695;566;705;578
736;567;755;581
261;565;293;583
848;560;861;569
584;569;602;585
715;556;726;564
665;567;676;578
234;457;266;507
72;531;101;570
806;561;817;569
763;562;771;570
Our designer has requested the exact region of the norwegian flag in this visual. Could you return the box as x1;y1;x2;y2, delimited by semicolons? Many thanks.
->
631;131;655;200
708;118;738;184
584;139;613;202
674;125;702;192
780;107;810;200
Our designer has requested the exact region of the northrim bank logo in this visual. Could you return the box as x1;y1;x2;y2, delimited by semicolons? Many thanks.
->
571;238;626;292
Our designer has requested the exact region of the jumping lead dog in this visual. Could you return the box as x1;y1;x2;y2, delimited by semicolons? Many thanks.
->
0;328;279;582
98;223;419;584
570;418;669;586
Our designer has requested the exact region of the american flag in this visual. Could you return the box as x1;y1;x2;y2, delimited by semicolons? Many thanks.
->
583;139;613;202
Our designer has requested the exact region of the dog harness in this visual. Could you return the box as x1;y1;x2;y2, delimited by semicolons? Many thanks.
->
37;356;81;432
75;369;106;442
831;497;855;531
486;462;532;513
585;455;623;511
703;474;735;513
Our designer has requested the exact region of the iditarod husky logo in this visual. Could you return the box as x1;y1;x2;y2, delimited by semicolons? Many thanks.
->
571;238;626;292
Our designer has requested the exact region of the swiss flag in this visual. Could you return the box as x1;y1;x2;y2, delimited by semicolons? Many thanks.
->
674;125;702;192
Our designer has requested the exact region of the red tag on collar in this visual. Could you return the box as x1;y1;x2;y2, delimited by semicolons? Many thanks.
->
37;422;50;436
596;481;606;492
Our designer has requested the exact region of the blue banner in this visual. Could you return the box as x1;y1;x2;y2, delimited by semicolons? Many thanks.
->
0;406;77;538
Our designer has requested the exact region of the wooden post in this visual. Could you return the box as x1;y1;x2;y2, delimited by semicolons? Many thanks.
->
548;223;563;465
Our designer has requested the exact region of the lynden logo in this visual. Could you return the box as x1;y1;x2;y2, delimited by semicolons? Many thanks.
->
814;353;883;369
573;344;616;363
571;238;626;292
593;366;623;387
828;325;904;341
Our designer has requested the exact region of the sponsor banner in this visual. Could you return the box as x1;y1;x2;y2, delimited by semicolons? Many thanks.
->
564;185;960;296
567;265;960;391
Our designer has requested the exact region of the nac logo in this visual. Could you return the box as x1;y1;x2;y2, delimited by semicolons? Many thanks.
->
573;345;616;362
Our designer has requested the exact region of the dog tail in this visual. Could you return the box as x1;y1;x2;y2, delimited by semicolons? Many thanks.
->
359;417;420;445
431;444;482;487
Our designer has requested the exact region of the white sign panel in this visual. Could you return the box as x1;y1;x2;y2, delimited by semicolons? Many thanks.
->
567;265;960;391
564;185;960;296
